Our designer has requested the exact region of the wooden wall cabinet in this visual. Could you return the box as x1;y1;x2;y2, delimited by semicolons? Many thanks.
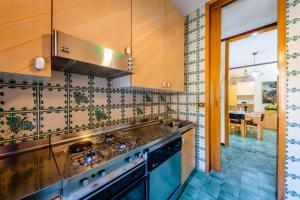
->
53;0;131;54
130;0;184;91
165;0;185;92
181;128;195;184
131;0;166;90
0;0;52;77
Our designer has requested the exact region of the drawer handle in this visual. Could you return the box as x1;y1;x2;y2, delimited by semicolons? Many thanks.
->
167;82;171;88
61;47;70;54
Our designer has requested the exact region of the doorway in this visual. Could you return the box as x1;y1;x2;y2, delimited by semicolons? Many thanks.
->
205;0;286;200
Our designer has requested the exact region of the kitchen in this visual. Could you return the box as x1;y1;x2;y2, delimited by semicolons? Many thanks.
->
0;0;299;200
0;0;196;199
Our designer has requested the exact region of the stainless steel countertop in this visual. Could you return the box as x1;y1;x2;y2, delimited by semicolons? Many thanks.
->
0;119;196;200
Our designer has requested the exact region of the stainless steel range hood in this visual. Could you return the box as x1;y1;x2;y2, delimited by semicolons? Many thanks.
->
52;30;134;78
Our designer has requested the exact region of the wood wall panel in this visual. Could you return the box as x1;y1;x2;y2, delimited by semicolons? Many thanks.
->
0;0;51;77
277;0;287;199
209;6;221;171
53;0;131;53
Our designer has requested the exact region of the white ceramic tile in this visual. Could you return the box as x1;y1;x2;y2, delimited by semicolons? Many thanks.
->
178;94;186;103
41;88;66;109
179;104;186;113
93;77;107;89
188;41;197;52
171;95;177;103
153;105;159;115
287;126;300;141
287;74;300;88
153;94;159;103
70;90;90;108
145;106;151;116
69;73;90;88
286;175;300;196
93;108;108;125
110;108;122;121
287;91;300;106
287;143;300;158
287;109;300;123
135;94;143;104
160;105;166;114
287;56;300;70
188;83;198;94
1;87;35;111
43;71;66;87
189;73;197;82
70;110;90;129
178;113;186;120
286;193;299;200
189;114;197;122
189;94;198;104
94;91;107;106
124;107;133;119
0;74;36;85
41;111;66;133
110;92;122;106
0;112;37;142
124;93;133;105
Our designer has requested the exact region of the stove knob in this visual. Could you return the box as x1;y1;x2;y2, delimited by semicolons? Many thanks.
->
126;156;133;162
80;178;89;187
142;152;148;159
135;152;142;158
98;170;106;177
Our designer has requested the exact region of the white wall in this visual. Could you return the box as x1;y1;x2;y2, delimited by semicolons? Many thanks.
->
229;63;278;112
229;30;278;68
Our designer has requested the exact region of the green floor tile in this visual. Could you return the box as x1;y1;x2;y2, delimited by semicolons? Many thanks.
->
179;129;277;200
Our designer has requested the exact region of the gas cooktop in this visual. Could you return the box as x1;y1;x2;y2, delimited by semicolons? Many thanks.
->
52;130;147;179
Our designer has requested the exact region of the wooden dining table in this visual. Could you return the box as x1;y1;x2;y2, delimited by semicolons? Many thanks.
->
229;111;264;140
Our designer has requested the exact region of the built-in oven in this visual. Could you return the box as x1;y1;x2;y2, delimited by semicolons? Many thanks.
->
80;163;147;200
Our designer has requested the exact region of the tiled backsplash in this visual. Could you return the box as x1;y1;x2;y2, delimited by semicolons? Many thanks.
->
171;7;206;171
0;71;170;146
285;0;300;198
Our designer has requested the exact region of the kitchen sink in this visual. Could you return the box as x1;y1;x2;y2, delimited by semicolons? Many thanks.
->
162;120;194;129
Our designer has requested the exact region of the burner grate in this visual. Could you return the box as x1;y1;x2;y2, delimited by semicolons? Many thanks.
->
69;146;103;167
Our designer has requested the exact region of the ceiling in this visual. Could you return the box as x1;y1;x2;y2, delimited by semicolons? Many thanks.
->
171;0;206;16
172;0;277;40
229;29;277;68
221;0;277;39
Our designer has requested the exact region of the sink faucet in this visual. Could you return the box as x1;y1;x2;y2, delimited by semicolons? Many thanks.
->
162;105;175;123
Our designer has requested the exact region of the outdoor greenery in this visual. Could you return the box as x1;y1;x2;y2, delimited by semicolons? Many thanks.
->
264;104;277;111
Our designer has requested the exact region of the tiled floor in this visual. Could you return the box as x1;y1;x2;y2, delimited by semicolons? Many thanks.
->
179;129;277;200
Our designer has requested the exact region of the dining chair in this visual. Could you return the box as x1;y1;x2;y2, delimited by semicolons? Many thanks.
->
229;113;246;136
245;114;265;136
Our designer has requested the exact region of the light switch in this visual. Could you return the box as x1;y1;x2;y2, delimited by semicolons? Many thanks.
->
198;102;205;107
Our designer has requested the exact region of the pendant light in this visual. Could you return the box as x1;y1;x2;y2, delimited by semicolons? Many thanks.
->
251;52;263;78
